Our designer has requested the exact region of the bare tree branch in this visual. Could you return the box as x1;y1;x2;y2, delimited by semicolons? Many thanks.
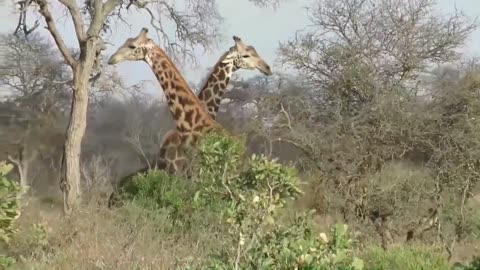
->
14;0;40;38
58;0;86;43
7;154;24;186
36;0;76;68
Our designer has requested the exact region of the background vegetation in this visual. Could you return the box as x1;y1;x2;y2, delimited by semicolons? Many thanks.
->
1;0;480;269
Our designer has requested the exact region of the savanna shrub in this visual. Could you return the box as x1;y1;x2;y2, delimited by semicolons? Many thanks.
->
211;215;365;270
195;132;246;181
0;161;25;244
190;134;364;269
0;255;16;268
115;169;210;231
120;132;366;269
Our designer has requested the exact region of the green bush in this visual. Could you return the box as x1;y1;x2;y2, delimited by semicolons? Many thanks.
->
189;133;362;269
123;170;190;211
0;161;24;244
195;132;246;181
0;254;16;268
120;133;367;269
116;169;222;233
228;217;364;270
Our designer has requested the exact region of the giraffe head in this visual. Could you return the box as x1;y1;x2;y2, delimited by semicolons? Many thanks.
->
108;28;152;65
221;36;272;76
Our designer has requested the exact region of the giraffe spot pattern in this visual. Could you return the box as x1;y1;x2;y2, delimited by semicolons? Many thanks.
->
184;109;194;124
217;69;226;81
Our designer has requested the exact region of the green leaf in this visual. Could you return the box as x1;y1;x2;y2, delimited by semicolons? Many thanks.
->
0;163;13;176
1;178;11;187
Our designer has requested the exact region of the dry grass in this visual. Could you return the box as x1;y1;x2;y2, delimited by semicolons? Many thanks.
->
6;195;220;270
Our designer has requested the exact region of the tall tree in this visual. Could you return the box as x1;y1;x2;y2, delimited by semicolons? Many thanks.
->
279;0;476;113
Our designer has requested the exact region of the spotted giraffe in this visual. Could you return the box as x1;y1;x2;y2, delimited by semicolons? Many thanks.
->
198;35;272;117
106;28;223;201
154;35;272;171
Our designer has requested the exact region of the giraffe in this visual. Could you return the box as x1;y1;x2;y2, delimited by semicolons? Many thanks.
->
154;35;273;172
198;35;272;118
107;27;222;172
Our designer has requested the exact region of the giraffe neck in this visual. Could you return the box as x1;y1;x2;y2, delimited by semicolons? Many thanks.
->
144;45;218;141
198;52;238;119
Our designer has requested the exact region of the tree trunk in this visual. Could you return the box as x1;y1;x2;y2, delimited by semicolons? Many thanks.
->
60;64;91;215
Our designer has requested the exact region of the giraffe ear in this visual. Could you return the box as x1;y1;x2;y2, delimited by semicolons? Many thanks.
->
233;35;247;51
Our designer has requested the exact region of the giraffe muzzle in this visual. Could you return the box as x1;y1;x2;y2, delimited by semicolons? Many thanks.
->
259;63;273;76
108;55;119;65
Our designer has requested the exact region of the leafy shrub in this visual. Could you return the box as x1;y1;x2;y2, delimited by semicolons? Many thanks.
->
119;132;367;269
0;255;16;268
188;133;362;269
0;161;25;244
195;132;246;181
230;216;364;270
115;169;221;233
123;170;190;211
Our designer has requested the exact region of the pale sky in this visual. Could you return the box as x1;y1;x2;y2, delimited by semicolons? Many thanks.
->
1;0;479;98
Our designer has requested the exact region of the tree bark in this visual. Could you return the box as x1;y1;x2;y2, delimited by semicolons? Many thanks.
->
27;0;119;215
60;62;91;214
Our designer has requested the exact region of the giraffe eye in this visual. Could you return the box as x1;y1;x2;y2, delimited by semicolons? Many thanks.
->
128;45;136;49
242;55;250;58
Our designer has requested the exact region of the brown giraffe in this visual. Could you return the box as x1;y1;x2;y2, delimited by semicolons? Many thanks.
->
198;35;272;118
108;27;222;171
154;35;273;172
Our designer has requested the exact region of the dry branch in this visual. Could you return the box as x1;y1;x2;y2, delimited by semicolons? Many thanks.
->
36;0;76;68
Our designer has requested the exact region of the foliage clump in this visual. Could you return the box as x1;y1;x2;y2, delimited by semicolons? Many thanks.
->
0;161;25;244
0;161;28;268
120;132;365;269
